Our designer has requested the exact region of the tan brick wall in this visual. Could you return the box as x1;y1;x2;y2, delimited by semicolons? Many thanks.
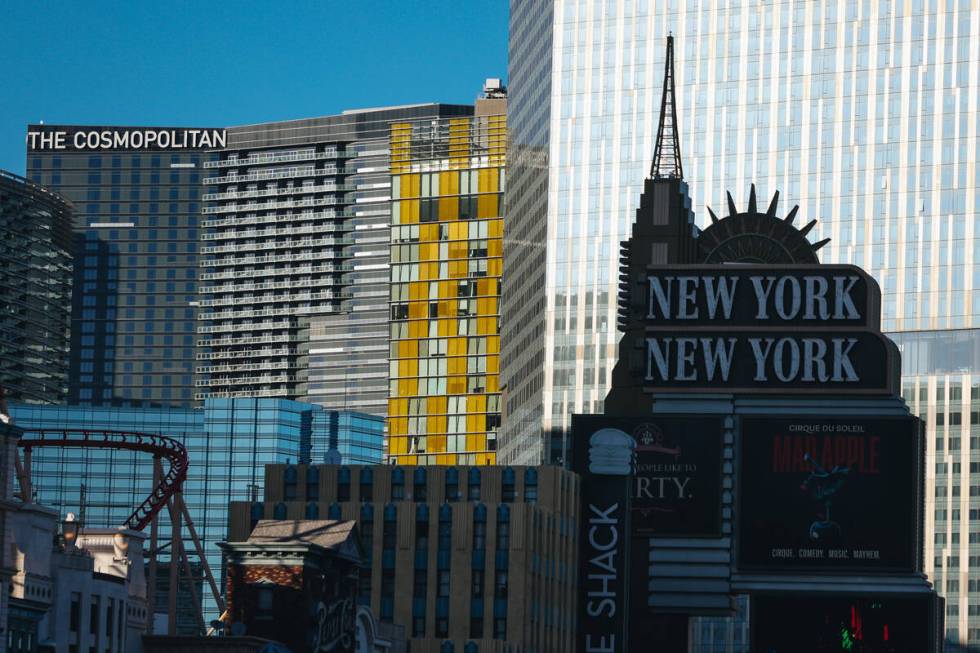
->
234;463;579;652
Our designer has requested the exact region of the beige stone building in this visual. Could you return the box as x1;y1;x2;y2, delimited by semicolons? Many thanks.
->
228;464;578;653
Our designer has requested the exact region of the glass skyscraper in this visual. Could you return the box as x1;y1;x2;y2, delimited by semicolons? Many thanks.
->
25;125;226;408
0;170;73;403
504;1;980;648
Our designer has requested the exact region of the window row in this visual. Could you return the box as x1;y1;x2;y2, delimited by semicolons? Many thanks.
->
282;466;537;504
392;219;496;244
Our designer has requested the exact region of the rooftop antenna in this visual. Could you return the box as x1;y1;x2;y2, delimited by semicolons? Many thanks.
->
650;33;683;180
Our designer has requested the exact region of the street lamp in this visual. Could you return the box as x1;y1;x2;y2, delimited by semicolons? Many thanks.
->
63;512;80;551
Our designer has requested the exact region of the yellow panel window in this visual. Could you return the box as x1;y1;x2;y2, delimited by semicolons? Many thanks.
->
477;194;498;219
488;219;503;238
439;197;458;221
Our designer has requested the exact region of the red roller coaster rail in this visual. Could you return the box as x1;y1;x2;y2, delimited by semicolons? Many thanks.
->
17;429;189;531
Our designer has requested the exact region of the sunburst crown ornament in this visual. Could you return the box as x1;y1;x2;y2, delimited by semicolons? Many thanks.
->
697;184;830;264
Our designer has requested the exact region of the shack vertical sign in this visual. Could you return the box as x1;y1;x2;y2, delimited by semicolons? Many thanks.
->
572;415;634;653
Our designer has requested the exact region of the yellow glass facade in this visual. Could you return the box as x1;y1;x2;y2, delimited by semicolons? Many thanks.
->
387;113;506;465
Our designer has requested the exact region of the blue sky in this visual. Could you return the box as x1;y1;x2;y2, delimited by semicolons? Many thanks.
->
0;1;509;174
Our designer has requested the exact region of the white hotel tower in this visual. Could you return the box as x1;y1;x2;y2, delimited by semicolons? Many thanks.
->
502;1;980;649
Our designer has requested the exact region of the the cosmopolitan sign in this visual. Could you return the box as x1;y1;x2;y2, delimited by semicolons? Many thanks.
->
633;265;900;394
26;125;226;151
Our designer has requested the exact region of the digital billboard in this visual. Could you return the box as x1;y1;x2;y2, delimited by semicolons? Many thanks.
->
572;414;724;537
751;594;943;653
738;416;919;572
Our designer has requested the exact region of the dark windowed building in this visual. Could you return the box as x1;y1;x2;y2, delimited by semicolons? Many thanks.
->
25;125;226;407
229;464;577;653
0;169;74;403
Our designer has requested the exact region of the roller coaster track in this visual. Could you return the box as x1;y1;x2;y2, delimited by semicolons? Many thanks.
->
17;429;189;532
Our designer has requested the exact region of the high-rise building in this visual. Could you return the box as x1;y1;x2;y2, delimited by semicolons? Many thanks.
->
229;463;578;653
499;0;555;466
504;2;980;648
386;84;507;465
9;399;384;628
198;105;473;412
25;126;226;408
0;170;73;403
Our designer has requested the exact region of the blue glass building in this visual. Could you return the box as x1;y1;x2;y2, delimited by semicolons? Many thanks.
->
313;410;385;465
8;398;383;625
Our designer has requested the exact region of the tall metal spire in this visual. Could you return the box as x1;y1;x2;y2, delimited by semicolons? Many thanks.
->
650;34;683;179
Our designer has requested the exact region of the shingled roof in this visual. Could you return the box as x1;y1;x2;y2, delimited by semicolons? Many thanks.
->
243;520;363;562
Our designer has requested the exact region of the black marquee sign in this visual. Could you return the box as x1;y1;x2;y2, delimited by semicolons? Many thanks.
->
624;265;901;396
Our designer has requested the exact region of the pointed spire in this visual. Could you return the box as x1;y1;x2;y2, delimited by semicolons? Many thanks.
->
726;191;738;218
765;190;780;218
784;205;799;225
650;34;683;180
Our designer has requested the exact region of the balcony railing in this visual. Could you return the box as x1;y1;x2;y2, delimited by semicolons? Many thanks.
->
200;299;342;321
196;320;294;334
202;251;346;268
195;373;296;387
199;262;349;281
196;360;292;375
202;183;354;202
200;289;342;308
195;388;291;400
197;334;293;348
200;236;351;255
202;149;356;169
203;165;354;184
196;347;292;361
202;211;349;230
199;277;342;296
200;222;351;241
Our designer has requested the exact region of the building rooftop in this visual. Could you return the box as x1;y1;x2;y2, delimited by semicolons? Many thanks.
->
247;519;357;551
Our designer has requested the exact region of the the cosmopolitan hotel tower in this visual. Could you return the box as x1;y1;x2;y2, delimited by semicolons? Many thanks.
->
503;1;980;649
197;104;473;425
25;125;225;407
